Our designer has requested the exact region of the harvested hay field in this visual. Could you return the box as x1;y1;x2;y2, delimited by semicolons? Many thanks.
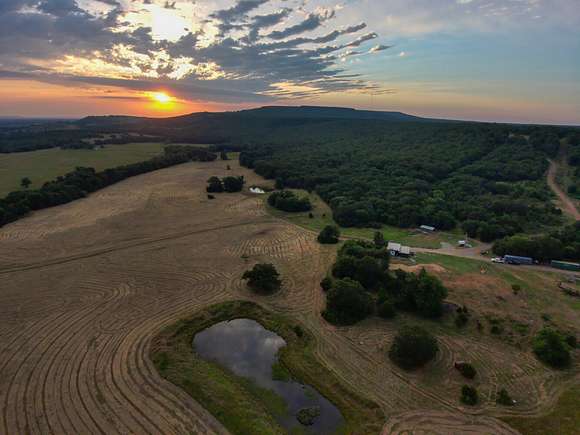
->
0;158;578;434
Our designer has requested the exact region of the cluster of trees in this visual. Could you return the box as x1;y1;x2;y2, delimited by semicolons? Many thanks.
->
0;146;217;228
533;327;573;368
239;122;565;241
242;263;281;294
493;222;580;262
206;176;245;193
0;128;95;153
322;240;448;325
267;190;312;212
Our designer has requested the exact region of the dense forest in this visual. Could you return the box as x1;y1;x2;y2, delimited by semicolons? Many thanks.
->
239;121;574;241
0;146;216;228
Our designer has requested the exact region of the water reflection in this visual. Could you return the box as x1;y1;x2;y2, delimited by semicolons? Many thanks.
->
194;319;344;434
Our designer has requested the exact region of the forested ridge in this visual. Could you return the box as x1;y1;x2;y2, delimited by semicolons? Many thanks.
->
239;120;572;241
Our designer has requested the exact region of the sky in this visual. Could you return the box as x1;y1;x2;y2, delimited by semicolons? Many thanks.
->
0;0;579;124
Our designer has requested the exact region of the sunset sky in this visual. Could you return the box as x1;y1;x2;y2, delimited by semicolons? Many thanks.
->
0;0;579;124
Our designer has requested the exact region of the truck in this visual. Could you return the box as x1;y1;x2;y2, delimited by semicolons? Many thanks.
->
504;255;533;265
551;260;580;272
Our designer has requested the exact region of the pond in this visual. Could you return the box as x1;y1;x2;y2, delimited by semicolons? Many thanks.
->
193;318;344;434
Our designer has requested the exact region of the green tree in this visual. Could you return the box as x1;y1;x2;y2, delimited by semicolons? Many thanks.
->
460;385;478;406
373;231;386;248
20;177;31;189
242;263;282;294
223;176;245;192
206;176;224;193
533;328;572;368
317;225;340;244
414;269;448;318
496;388;514;406
323;278;373;325
388;326;438;370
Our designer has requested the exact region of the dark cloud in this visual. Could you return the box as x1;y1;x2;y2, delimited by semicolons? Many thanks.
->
0;0;389;103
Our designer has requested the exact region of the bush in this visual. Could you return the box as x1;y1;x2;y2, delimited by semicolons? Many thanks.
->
222;176;245;192
454;362;477;379
460;385;478;406
533;328;572;368
496;388;514;406
320;277;333;292
242;263;282;295
317;225;340;244
388;326;438;370
322;278;373;325
206;176;224;193
377;300;396;319
268;190;312;212
455;312;469;328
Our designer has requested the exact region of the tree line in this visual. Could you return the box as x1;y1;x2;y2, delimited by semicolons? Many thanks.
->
0;146;216;228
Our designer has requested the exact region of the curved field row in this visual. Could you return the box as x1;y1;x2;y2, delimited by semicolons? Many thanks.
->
0;159;577;435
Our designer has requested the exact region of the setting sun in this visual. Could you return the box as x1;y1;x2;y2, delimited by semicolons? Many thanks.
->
151;92;172;104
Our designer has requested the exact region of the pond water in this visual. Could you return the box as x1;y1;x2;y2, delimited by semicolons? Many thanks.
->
193;318;344;434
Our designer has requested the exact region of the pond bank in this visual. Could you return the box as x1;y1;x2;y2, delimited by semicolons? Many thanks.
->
150;300;384;434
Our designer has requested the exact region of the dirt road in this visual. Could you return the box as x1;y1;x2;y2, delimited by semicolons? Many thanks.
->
547;157;580;221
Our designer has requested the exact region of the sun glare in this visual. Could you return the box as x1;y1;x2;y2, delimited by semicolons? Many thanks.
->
151;92;172;104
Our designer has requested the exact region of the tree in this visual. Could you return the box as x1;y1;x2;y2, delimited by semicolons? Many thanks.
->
317;225;340;244
388;326;438;370
20;177;31;189
353;256;385;290
373;231;386;248
320;277;333;292
496;388;514;406
460;385;478;406
533;328;572;368
242;263;281;294
377;299;396;319
413;269;448;318
206;176;224;193
323;278;373;325
454;362;477;379
223;176;245;192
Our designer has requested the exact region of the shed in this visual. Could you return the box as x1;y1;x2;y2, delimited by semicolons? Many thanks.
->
400;246;411;257
420;225;436;232
387;242;402;256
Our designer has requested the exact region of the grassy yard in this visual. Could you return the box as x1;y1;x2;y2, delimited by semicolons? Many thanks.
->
264;189;468;249
150;301;384;435
0;142;166;196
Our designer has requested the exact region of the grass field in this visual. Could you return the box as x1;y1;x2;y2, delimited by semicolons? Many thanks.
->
263;189;468;249
0;142;166;196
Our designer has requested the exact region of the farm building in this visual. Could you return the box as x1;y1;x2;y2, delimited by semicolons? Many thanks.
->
420;225;436;232
387;242;412;257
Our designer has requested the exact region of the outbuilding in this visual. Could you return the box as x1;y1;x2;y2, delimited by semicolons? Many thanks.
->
420;225;436;232
387;242;412;258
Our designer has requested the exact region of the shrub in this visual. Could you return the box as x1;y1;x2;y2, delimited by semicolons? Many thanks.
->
322;278;373;326
242;263;282;295
377;300;396;319
317;225;340;244
222;176;245;192
496;388;514;406
268;190;312;212
455;312;469;328
454;362;477;379
460;385;478;406
512;284;521;295
388;326;438;370
206;176;224;193
533;328;572;368
320;277;333;292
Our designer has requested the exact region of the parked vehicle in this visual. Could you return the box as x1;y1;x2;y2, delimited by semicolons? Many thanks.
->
504;255;533;265
491;257;505;263
551;260;580;272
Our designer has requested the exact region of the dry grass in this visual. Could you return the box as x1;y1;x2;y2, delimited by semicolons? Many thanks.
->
0;158;578;434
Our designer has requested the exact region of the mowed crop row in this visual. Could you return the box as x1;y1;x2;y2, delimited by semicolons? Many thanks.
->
0;159;576;434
